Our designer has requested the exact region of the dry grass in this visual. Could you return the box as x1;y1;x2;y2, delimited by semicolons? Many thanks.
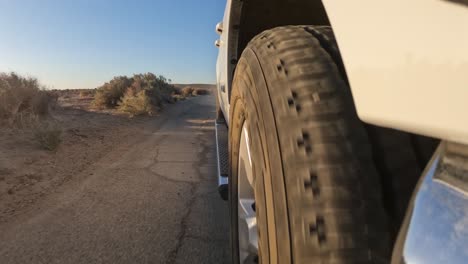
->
31;118;62;151
0;72;62;150
11;112;62;151
0;73;51;124
79;90;94;98
172;94;186;102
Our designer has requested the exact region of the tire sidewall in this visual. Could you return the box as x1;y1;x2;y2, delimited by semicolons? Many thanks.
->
229;52;291;264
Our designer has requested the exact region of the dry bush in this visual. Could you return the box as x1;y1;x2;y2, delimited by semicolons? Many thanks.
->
0;72;62;150
45;91;59;110
92;76;132;109
93;73;176;115
0;72;51;124
79;90;94;98
32;119;62;151
172;94;186;102
14;114;62;151
192;88;210;96
179;86;209;97
181;86;195;97
118;90;155;116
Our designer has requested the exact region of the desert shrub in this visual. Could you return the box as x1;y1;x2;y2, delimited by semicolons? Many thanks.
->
172;94;186;102
181;86;195;97
118;89;155;116
0;72;51;124
179;86;209;97
93;73;175;114
45;91;59;111
92;76;132;108
32;120;62;151
14;114;62;151
32;92;51;114
138;73;175;104
0;73;62;150
79;90;94;98
192;88;210;96
173;87;182;95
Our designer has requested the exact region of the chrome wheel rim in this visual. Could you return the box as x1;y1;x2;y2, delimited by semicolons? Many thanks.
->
238;123;258;263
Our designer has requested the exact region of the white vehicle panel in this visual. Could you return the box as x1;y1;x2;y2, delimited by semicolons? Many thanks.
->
216;0;232;124
322;0;468;144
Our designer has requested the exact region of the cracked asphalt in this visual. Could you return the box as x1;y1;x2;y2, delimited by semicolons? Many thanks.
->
0;94;231;264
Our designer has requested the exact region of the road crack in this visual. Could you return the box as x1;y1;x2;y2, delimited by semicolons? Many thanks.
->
165;132;211;264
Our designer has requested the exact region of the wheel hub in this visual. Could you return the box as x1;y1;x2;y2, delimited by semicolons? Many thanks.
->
238;124;259;263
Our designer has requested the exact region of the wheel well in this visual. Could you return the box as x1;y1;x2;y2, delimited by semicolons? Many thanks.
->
227;0;330;97
237;0;329;57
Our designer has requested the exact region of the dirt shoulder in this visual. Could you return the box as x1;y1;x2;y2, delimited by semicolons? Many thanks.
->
0;90;153;223
0;90;229;264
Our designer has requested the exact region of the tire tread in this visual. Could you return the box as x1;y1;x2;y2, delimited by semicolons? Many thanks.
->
247;26;391;263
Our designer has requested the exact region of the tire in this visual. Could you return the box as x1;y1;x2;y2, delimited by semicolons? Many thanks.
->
364;127;424;236
229;26;391;263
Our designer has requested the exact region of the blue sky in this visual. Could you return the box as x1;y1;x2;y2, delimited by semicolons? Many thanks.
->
0;0;225;89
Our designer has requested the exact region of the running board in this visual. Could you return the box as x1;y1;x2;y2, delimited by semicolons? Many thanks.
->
215;119;229;200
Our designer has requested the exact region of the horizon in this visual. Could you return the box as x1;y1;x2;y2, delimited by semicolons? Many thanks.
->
0;0;224;89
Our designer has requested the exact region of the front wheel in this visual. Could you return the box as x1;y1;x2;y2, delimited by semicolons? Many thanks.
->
229;26;391;263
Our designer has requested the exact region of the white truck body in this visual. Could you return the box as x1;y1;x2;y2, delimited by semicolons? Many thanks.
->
217;0;468;144
322;0;468;144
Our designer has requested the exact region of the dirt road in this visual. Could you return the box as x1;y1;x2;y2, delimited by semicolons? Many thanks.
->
0;94;230;263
